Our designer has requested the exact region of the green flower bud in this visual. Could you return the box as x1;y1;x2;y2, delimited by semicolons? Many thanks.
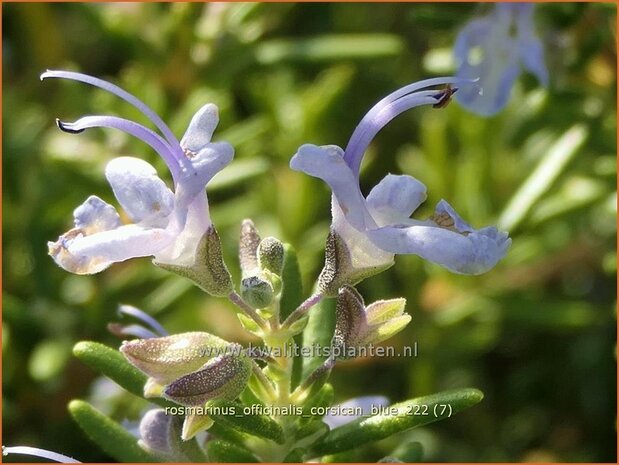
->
120;332;230;384
362;299;410;345
163;352;252;407
332;286;365;353
240;276;274;309
262;269;282;295
258;237;284;275
331;286;411;359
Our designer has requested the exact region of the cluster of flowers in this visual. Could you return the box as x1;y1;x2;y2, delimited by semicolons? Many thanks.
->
6;3;548;463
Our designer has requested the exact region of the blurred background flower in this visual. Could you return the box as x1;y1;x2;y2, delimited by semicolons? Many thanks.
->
3;2;616;462
454;3;549;115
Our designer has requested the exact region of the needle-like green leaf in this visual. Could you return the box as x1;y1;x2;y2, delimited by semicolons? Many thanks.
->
68;400;159;463
206;399;284;444
73;341;173;408
308;388;484;457
498;125;588;231
206;439;260;463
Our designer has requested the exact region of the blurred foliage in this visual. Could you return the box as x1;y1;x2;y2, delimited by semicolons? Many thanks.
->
3;2;616;462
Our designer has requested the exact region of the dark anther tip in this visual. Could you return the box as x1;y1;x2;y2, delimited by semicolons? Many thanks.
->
432;87;458;109
56;119;84;134
432;87;459;100
106;323;125;338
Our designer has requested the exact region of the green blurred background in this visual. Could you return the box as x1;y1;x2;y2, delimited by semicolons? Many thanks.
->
3;2;616;462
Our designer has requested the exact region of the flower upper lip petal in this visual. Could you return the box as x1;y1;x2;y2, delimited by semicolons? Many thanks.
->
180;103;220;153
290;144;375;231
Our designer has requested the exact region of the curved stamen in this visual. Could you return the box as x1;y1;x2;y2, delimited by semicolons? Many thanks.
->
57;116;183;183
108;323;159;339
118;304;168;336
3;446;81;463
344;77;473;175
368;76;465;113
41;70;182;156
344;92;441;176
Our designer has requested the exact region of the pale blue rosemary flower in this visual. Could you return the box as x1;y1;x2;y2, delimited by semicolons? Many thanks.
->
43;70;233;274
290;78;510;285
454;3;548;115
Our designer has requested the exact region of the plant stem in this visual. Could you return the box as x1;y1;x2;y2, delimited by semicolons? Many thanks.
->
282;293;323;328
228;291;267;329
250;360;277;400
244;291;326;460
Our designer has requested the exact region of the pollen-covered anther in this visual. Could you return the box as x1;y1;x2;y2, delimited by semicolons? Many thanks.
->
432;211;455;229
432;86;458;109
183;147;198;159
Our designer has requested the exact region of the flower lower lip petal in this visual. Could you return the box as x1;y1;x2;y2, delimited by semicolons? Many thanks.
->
366;222;509;275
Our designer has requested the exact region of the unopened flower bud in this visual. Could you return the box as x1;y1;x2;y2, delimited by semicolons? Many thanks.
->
240;276;274;309
331;285;411;360
139;409;180;458
121;332;230;384
258;237;284;275
163;351;252;407
332;286;365;353
239;219;261;277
